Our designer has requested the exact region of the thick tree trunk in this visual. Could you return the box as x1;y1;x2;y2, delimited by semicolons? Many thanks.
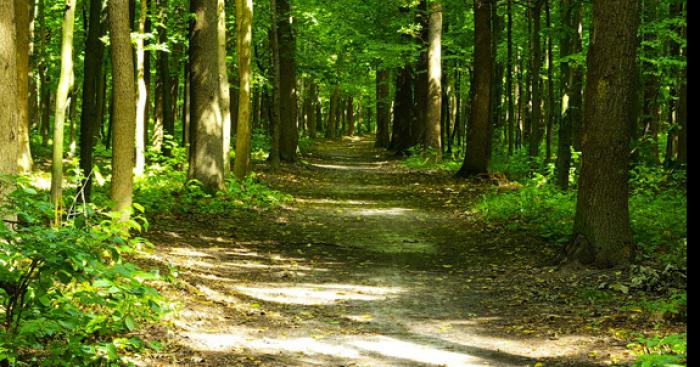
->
425;1;443;161
569;0;639;267
109;0;137;219
234;0;254;178
15;0;32;172
51;0;77;223
277;0;298;162
0;0;19;193
189;0;224;192
457;0;493;177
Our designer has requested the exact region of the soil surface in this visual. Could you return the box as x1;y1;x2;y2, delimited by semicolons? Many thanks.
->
140;137;643;367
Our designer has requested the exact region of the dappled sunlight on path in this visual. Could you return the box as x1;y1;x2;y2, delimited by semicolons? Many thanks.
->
142;137;632;367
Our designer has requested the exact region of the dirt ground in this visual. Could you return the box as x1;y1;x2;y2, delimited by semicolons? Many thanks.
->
138;137;654;367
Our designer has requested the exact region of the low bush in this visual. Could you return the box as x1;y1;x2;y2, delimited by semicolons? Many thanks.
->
0;179;168;366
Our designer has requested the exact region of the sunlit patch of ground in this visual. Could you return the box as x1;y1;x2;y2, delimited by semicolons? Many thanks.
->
139;137;640;367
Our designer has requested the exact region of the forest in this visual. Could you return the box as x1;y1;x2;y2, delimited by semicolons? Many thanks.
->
0;0;687;366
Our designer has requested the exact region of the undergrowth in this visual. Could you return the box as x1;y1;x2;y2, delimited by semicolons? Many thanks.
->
0;177;169;366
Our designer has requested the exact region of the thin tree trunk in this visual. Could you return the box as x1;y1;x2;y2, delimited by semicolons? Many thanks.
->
234;0;254;177
218;0;232;176
51;0;77;224
346;96;355;136
528;0;543;157
134;0;148;176
425;1;443;161
545;0;555;162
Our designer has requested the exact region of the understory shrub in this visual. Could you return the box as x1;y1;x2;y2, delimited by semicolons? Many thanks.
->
0;179;168;366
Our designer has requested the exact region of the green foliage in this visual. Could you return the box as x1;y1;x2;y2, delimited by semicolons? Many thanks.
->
627;333;686;367
402;148;462;171
474;167;686;262
135;143;290;219
0;180;167;366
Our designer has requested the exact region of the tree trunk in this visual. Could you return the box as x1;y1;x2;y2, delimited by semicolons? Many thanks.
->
326;86;340;139
568;0;639;267
50;0;77;224
134;0;148;176
457;0;493;177
506;0;515;155
15;0;32;172
307;81;317;136
528;0;543;157
414;0;428;147
108;0;136;219
545;0;555;162
425;1;443;161
218;0;232;176
189;0;224;192
277;0;298;162
0;0;19;196
155;0;172;153
374;70;391;148
234;0;254;178
555;0;583;189
346;96;355;137
389;67;414;153
79;0;106;200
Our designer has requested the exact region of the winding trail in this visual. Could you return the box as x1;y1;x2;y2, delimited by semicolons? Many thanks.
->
143;137;628;367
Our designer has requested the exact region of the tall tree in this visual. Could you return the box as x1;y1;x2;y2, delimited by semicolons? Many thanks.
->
528;0;544;157
424;0;443;161
555;0;583;189
567;0;640;267
134;0;148;176
0;0;18;196
277;0;298;162
109;0;137;219
155;0;173;153
50;0;77;224
269;0;282;169
457;0;493;177
219;0;232;175
374;69;391;148
15;0;32;172
189;0;224;192
79;0;106;201
233;0;254;178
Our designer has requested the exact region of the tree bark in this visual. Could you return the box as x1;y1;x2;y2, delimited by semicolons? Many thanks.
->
189;0;224;192
0;0;19;197
108;0;136;219
345;96;355;137
555;0;583;189
528;0;543;157
569;0;639;267
15;0;32;172
457;0;493;177
219;0;232;175
389;67;414;153
134;0;148;176
51;0;77;224
277;0;298;162
155;0;172;153
374;69;391;148
425;1;443;160
233;0;254;178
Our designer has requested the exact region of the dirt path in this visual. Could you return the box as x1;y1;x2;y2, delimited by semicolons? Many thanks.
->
141;137;634;367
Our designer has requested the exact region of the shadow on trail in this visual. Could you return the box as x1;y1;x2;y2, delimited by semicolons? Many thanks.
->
142;137;626;367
